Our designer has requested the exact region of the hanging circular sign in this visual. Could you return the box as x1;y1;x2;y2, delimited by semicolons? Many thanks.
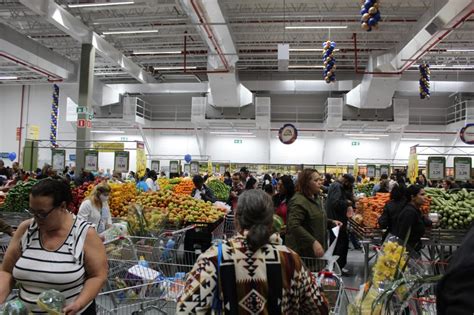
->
278;124;298;144
460;123;474;144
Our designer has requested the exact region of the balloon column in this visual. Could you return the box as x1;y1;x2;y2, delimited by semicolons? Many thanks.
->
322;40;336;83
50;84;59;147
419;63;430;99
360;0;381;31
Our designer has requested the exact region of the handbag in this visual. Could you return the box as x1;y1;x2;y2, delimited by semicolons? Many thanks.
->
211;240;223;315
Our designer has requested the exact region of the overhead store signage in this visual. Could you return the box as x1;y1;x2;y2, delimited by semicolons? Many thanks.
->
51;149;66;171
27;125;40;140
77;119;86;128
69;154;76;161
427;156;446;180
380;165;390;176
366;165;376;178
183;164;191;174
169;161;179;174
219;165;226;174
407;146;418;184
460;124;474;144
454;157;471;181
234;139;242;144
93;142;125;152
114;151;129;173
278;124;298;144
84;150;98;172
151;160;160;172
190;161;199;175
136;142;146;178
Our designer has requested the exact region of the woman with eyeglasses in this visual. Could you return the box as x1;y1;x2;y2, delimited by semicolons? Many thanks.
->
77;182;112;233
0;179;107;314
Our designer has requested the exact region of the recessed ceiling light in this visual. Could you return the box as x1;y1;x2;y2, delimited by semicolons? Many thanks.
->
345;133;389;137
210;131;253;135
0;76;18;80
401;138;441;141
102;29;158;35
68;1;135;8
350;137;380;140
446;49;474;52
286;26;348;29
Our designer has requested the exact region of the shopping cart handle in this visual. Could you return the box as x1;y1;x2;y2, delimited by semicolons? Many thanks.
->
171;224;196;235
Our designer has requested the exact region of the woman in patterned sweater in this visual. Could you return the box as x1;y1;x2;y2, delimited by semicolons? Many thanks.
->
177;189;329;314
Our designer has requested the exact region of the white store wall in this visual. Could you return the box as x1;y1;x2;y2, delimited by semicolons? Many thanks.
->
0;84;468;172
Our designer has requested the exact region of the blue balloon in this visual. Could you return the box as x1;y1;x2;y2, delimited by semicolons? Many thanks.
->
8;152;16;161
373;12;381;20
364;0;373;10
360;8;368;15
184;154;192;163
331;41;336;48
368;18;377;26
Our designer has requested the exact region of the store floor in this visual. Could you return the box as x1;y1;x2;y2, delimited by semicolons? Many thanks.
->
342;247;367;290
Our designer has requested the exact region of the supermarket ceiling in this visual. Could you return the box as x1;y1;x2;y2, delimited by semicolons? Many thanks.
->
0;0;473;85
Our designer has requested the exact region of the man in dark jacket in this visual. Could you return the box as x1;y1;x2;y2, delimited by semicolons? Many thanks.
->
437;224;474;314
191;175;217;203
326;174;355;274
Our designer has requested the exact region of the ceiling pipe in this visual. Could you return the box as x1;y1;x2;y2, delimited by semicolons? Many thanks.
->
353;9;473;75
0;52;63;82
182;32;230;74
188;0;230;73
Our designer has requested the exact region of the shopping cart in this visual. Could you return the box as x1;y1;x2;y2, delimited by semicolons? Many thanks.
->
211;214;236;241
0;233;10;263
315;270;349;315
99;225;198;315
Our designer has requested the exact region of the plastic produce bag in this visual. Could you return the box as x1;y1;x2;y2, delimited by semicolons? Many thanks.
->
1;298;29;315
37;290;65;315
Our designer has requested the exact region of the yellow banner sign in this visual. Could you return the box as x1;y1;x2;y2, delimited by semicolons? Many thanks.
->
407;146;419;184
93;142;124;152
27;125;40;140
136;142;146;178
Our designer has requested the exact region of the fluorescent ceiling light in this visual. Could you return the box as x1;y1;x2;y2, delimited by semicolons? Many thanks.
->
401;138;440;141
103;29;158;35
68;1;134;8
446;49;474;52
286;25;347;29
210;131;253;135
0;76;18;80
289;48;340;52
91;130;125;134
154;66;197;70
345;133;389;137
288;65;324;69
94;72;126;75
350;137;380;140
133;51;182;55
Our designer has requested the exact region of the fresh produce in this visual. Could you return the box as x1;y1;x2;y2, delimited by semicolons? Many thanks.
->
109;182;137;217
426;188;474;230
207;179;230;201
130;190;225;232
172;179;195;195
36;290;65;315
70;181;95;214
356;193;390;228
2;179;38;212
356;182;375;196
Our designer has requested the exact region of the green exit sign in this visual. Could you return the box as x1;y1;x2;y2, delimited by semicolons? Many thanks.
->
234;139;243;144
352;141;360;146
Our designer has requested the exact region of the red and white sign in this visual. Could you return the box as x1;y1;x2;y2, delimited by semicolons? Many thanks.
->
86;120;92;128
16;127;21;141
77;119;86;128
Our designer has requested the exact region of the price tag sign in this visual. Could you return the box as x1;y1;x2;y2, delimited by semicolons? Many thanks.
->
51;149;66;171
191;162;199;175
169;161;179;174
454;157;471;181
427;157;446;180
114;151;129;173
380;165;390;176
219;165;226;174
367;165;376;178
184;164;191;174
151;160;160;172
84;150;98;172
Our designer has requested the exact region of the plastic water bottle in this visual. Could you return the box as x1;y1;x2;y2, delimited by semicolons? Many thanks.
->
138;255;149;268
